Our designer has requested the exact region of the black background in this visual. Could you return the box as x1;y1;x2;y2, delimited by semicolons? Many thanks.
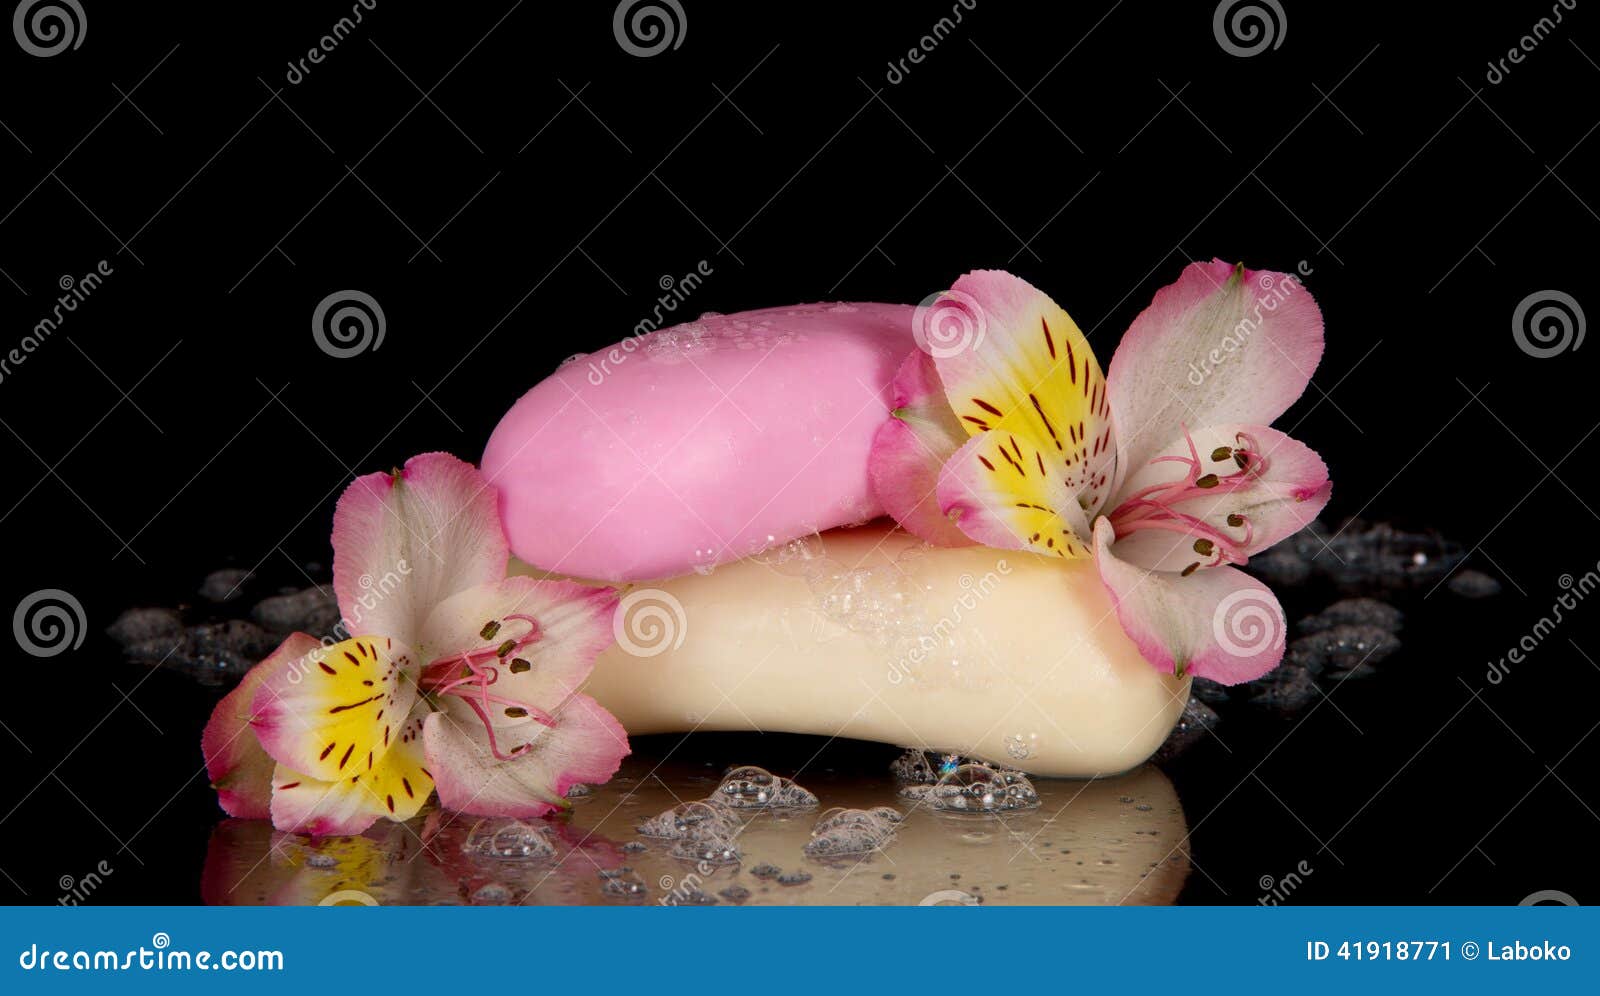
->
1;0;1597;904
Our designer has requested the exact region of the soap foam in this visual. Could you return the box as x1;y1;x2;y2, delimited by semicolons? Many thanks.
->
803;806;903;857
460;818;556;860
926;763;1041;814
713;765;817;809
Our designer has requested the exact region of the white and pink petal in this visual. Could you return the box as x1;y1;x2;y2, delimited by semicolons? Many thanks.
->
867;350;972;547
419;576;619;713
1106;260;1324;487
331;451;509;647
202;632;322;820
1093;518;1286;685
1106;423;1330;573
422;694;629;819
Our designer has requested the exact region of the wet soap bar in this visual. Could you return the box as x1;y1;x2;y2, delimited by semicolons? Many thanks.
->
572;524;1189;777
484;303;913;582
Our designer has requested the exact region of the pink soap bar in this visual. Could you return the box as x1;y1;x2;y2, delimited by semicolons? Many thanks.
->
483;302;913;581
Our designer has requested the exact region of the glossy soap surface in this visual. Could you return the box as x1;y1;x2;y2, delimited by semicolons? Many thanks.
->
483;302;913;581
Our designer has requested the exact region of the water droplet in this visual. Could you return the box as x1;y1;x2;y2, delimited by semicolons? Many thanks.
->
1005;733;1035;760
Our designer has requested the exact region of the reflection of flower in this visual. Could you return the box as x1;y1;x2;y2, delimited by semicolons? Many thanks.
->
870;263;1331;684
203;452;627;835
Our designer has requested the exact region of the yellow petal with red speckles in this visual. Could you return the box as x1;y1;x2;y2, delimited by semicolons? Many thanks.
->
269;706;435;836
929;270;1117;517
936;428;1093;559
251;636;419;782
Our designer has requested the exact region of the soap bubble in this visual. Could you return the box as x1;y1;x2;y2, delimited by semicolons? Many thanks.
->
930;763;1040;813
803;806;902;857
461;818;555;860
598;867;649;899
890;749;950;784
470;881;514;904
636;800;738;840
669;836;742;866
713;765;817;809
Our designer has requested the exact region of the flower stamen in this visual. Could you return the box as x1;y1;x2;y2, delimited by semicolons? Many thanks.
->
1106;426;1267;573
420;616;551;760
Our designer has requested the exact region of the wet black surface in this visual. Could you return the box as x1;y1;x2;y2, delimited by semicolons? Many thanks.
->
53;511;1592;905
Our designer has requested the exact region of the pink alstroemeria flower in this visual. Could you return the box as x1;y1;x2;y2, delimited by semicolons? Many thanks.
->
202;452;628;835
869;262;1331;684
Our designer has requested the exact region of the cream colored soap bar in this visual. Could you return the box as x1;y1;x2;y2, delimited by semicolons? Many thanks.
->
575;524;1189;778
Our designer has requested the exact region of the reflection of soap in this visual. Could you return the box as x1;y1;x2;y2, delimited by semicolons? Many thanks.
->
483;303;913;582
574;524;1189;777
